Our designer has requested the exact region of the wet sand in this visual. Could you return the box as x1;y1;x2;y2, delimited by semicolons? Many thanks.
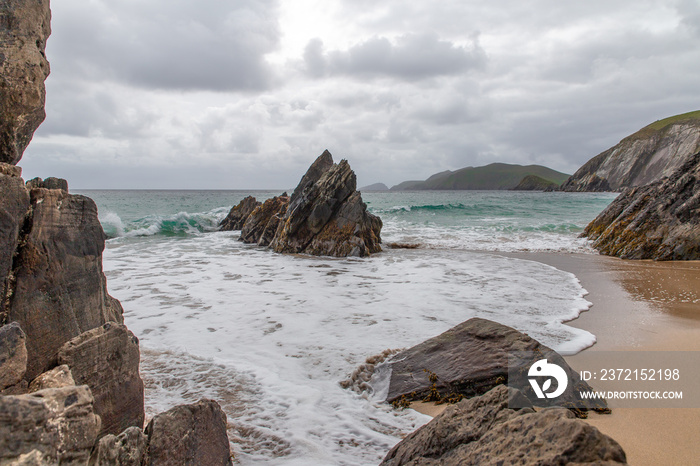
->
411;253;700;465
510;252;700;466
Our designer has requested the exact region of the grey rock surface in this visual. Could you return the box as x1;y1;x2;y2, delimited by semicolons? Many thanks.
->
0;385;101;465
58;322;144;437
0;0;51;165
144;399;232;466
92;426;148;466
0;321;27;389
381;385;627;465
583;150;700;260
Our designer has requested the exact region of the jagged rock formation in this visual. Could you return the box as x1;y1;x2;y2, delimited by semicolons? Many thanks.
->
382;318;606;412
240;194;289;246
563;111;700;192
381;385;627;466
219;195;261;231
223;151;383;257
512;174;561;191
0;385;101;465
0;0;51;165
583;151;700;260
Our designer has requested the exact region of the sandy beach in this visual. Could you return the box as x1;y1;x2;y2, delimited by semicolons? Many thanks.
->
412;252;700;465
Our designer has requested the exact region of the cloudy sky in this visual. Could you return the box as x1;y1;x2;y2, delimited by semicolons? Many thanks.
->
21;0;700;189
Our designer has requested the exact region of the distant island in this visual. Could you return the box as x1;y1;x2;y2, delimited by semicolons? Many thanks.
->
359;182;389;191
390;163;570;191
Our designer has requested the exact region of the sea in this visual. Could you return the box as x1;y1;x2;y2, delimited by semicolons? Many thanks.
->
79;189;618;465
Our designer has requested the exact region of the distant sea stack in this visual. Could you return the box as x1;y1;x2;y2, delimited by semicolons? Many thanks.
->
391;163;569;190
582;150;700;260
562;111;700;192
220;150;383;257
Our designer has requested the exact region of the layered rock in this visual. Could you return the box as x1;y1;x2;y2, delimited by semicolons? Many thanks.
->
382;318;606;412
583;150;700;260
240;194;289;246
0;0;52;165
270;151;382;257
381;385;627;465
7;187;124;380
28;364;74;392
0;385;101;465
58;322;144;437
219;195;261;231
92;426;148;466
563;112;700;192
0;321;27;390
144;399;232;466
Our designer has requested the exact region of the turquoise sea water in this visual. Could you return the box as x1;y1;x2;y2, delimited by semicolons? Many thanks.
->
81;189;617;465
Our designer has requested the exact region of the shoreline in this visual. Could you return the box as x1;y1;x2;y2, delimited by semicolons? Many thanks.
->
412;252;700;465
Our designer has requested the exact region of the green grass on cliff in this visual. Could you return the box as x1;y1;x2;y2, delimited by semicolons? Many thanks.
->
625;110;700;142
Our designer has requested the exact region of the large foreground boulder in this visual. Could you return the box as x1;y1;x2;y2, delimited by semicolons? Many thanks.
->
270;150;382;257
58;322;144;437
381;385;627;465
382;318;605;412
144;399;232;466
7;187;124;380
583;150;700;260
0;0;52;165
0;385;101;465
219;195;261;231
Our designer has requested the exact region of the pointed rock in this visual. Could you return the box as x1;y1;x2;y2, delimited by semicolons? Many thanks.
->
219;196;261;231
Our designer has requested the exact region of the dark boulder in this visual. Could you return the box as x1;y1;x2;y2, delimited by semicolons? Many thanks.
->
144;399;232;466
383;318;606;412
270;151;382;257
0;0;52;165
7;188;124;380
239;194;289;246
381;385;627;465
58;322;144;437
583;150;700;260
219;195;261;231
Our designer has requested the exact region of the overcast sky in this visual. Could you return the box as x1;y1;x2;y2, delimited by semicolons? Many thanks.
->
20;0;700;189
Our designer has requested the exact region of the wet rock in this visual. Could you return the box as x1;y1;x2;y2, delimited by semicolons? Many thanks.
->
144;399;232;466
270;150;382;257
25;176;68;191
58;322;144;437
0;321;27;389
583;150;700;260
28;364;74;392
381;385;627;465
0;0;52;165
239;194;289;246
219;195;261;231
91;426;147;466
383;318;606;412
0;385;101;465
7;188;124;380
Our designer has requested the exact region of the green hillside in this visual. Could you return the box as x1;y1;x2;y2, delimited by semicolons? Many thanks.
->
624;110;700;143
391;163;570;191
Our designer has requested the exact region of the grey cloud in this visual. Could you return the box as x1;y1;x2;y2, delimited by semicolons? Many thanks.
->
305;33;486;80
48;0;280;91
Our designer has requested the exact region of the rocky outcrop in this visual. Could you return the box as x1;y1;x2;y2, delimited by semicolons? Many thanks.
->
583;150;700;260
25;176;68;191
382;318;606;412
57;322;144;437
144;399;232;466
0;321;27;389
219;195;261;231
0;385;101;465
7;187;124;380
240;194;289;246
28;364;74;392
381;385;627;465
512;174;561;191
270;150;383;257
0;0;52;165
563;112;700;192
92;426;148;466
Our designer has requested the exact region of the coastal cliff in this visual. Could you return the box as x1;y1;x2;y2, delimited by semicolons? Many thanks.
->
583;150;700;260
562;111;700;192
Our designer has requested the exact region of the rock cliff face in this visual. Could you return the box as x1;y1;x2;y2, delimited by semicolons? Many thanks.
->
222;151;383;257
562;112;700;192
219;195;261;231
0;0;52;165
583;151;700;260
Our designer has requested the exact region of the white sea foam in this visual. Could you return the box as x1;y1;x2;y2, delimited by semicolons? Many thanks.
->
103;231;594;464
